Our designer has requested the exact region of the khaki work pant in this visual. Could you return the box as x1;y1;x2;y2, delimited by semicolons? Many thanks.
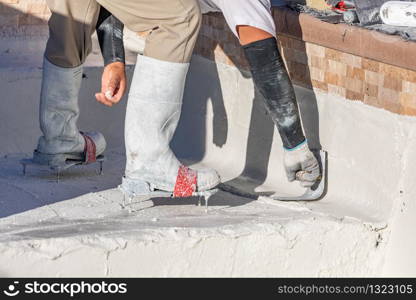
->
45;0;201;67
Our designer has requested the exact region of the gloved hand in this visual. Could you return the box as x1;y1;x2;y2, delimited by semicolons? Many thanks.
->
284;142;321;188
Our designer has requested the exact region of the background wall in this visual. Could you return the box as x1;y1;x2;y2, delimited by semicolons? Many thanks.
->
0;0;49;37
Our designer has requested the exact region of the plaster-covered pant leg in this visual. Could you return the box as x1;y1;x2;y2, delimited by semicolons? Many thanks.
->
36;0;105;160
96;0;220;194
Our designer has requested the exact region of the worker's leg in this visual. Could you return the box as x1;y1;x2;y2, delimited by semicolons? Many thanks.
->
35;0;105;165
45;0;100;68
97;0;220;195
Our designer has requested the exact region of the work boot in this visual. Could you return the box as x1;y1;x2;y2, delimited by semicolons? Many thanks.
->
34;58;106;166
121;55;220;197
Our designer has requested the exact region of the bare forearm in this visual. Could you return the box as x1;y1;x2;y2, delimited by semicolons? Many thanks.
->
237;25;274;46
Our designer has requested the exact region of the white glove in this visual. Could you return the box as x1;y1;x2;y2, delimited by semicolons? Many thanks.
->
283;142;320;188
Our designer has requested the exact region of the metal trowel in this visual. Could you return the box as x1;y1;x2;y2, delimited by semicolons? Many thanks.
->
219;150;328;202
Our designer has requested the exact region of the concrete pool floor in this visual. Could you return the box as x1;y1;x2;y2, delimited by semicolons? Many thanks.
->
0;152;386;277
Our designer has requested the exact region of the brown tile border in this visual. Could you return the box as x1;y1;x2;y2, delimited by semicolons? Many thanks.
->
194;10;416;116
273;7;416;72
5;2;416;116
